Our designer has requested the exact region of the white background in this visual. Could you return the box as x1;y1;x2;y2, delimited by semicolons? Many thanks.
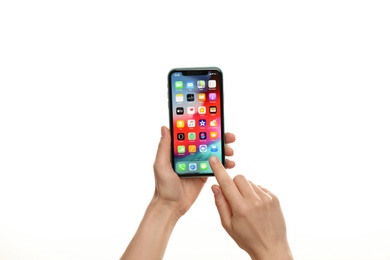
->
1;1;389;259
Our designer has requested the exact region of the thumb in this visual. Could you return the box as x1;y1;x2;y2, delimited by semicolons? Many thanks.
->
153;126;172;171
211;185;232;229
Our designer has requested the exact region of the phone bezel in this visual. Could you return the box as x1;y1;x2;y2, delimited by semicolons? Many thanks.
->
167;67;226;177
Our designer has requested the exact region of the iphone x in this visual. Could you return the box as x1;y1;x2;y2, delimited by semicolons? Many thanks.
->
167;67;225;177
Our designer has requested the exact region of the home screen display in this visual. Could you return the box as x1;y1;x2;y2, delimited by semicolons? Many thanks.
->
169;70;224;175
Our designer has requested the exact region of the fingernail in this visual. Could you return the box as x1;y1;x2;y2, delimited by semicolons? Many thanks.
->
209;156;218;164
211;185;220;195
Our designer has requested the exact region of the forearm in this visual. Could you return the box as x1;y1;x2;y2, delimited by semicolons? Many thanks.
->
120;200;181;260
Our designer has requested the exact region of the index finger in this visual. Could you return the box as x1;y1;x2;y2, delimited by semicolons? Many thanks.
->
209;156;242;205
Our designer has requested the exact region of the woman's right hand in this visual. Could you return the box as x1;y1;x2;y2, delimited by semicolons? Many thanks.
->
209;156;293;260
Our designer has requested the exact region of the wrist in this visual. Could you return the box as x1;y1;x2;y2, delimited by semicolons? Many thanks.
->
148;196;183;224
121;195;182;260
249;242;293;260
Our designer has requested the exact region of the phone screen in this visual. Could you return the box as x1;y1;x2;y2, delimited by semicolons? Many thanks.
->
168;67;225;177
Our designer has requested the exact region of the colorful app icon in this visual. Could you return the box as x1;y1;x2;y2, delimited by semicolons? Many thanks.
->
176;107;184;115
199;162;208;170
199;132;207;140
175;81;183;90
199;144;207;152
177;163;186;172
176;120;184;128
199;119;206;127
209;93;217;101
210;119;218;127
175;94;183;102
187;119;195;127
209;106;217;113
210;131;218;139
198;106;206;114
189;163;197;171
178;145;185;154
187;106;195;115
197;80;205;89
187;94;195;102
186;81;194;90
208;80;216;89
210;145;218;152
177;133;185;140
188;145;196;153
198;93;206;102
188;132;196;140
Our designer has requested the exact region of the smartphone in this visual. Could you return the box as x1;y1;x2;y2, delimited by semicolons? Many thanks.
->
167;67;225;177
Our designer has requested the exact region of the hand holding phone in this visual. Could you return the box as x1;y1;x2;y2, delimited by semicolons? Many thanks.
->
168;67;225;177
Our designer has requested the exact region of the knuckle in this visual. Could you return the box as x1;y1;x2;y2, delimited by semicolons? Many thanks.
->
272;196;281;208
221;220;230;230
215;199;225;209
152;161;160;172
272;194;280;204
263;194;280;209
220;178;235;190
253;200;263;210
237;199;263;216
233;174;246;182
236;203;251;216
